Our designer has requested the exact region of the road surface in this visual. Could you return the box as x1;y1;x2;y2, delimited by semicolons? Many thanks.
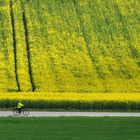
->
1;111;140;117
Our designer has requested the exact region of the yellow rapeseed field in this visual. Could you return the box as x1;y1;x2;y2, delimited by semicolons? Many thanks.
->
0;92;140;102
0;0;140;93
0;92;140;110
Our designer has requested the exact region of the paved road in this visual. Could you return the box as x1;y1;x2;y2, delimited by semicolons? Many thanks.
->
1;111;140;117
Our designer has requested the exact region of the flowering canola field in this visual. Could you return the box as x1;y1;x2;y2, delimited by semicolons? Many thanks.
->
0;92;140;110
0;0;140;94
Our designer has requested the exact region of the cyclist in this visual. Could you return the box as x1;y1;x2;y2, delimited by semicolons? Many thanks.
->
17;101;24;114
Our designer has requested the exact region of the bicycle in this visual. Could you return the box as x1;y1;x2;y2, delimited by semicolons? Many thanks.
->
13;107;29;116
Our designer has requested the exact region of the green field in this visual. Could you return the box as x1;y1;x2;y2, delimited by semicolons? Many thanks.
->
0;0;139;93
0;117;140;140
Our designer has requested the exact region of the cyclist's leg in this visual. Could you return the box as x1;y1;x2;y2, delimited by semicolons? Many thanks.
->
20;106;24;113
18;108;22;114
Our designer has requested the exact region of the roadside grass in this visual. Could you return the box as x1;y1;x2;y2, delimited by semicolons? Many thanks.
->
0;117;140;140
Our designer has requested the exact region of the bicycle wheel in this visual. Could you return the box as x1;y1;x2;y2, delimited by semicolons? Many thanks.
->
23;108;29;116
13;108;19;116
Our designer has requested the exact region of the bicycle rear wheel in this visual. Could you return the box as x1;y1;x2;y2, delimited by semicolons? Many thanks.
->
23;108;29;116
13;108;19;116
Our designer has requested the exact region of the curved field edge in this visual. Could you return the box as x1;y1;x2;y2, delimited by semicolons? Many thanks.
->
1;92;140;110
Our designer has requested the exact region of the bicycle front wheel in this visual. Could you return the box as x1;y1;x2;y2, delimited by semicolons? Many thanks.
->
23;109;29;116
13;108;19;116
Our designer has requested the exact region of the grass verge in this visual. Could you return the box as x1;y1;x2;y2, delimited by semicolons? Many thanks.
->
0;117;140;140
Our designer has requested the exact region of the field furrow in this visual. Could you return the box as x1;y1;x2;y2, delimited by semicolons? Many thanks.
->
21;1;35;91
9;0;20;91
10;0;33;91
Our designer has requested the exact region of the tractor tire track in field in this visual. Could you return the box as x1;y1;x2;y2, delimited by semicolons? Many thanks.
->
72;0;109;92
89;0;132;81
113;1;140;60
72;0;106;80
111;1;133;79
46;1;65;92
21;2;35;91
10;0;21;92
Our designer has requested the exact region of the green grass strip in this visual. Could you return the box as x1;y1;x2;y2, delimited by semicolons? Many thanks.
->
0;117;140;140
